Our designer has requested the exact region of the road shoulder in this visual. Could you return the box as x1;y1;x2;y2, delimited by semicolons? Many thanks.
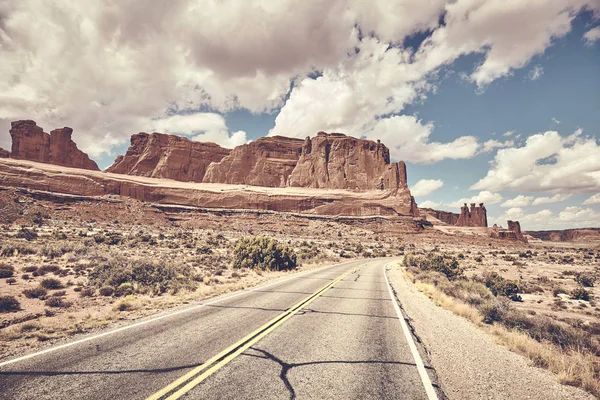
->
386;265;593;400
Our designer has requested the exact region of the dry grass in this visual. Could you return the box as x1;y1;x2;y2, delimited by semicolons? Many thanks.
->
406;268;600;398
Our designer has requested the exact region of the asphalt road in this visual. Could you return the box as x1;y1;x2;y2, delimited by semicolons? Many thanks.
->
0;259;439;399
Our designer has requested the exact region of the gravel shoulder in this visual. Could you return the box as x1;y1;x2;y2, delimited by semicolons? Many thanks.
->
387;265;594;400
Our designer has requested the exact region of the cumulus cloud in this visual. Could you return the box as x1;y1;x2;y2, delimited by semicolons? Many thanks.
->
1;0;598;159
411;179;444;197
501;195;534;208
472;129;600;193
481;139;514;152
490;206;600;230
419;200;443;209
447;190;503;208
583;26;600;45
532;193;572;205
148;113;247;148
583;193;600;205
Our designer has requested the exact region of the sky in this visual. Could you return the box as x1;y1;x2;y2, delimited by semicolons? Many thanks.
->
0;0;599;231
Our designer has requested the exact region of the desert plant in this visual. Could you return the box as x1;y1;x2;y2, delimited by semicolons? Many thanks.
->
403;253;463;280
23;286;48;299
40;277;64;289
232;237;297;271
482;272;522;301
80;287;95;297
0;296;21;312
44;297;71;308
99;286;115;296
0;264;15;278
6;277;17;285
575;273;596;287
16;227;38;241
571;287;592;301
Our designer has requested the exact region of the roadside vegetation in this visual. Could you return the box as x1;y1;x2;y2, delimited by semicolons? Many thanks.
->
403;250;600;397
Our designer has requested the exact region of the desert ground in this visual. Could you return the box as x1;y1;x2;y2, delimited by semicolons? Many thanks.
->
1;187;599;397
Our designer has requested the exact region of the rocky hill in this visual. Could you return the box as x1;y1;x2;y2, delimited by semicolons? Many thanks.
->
526;228;600;242
106;132;230;182
9;120;99;170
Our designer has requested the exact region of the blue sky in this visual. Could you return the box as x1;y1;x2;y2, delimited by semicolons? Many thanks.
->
1;1;599;230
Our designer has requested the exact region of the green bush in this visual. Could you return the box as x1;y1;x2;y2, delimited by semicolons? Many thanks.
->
571;286;591;301
232;237;297;271
403;253;462;280
44;297;71;308
0;264;15;278
0;296;21;312
482;272;522;301
575;273;596;287
23;286;48;299
89;257;196;295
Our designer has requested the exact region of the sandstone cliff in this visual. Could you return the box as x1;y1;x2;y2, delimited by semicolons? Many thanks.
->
203;136;303;187
419;208;460;225
526;228;600;242
507;220;527;242
0;148;9;158
105;132;230;182
9;120;99;170
289;132;407;190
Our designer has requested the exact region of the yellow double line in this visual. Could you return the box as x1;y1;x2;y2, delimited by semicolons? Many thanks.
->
147;265;359;400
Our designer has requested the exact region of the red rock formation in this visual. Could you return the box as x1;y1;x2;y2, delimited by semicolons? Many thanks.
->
0;148;9;158
289;132;407;190
419;208;460;225
0;158;417;217
507;220;527;242
9;120;99;170
203;136;303;187
106;132;229;182
456;203;488;227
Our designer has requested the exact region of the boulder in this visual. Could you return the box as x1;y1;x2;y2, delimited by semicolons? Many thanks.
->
105;132;230;182
289;132;407;190
203;136;303;187
9;120;98;170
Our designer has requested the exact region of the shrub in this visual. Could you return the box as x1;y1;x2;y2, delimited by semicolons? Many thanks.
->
232;237;297;271
40;277;64;290
80;287;95;297
89;257;196;295
99;286;115;296
1;243;37;257
571;287;591;301
44;297;72;308
16;227;38;241
23;286;48;299
116;282;134;297
0;264;15;278
403;253;463;280
22;266;37;273
113;295;139;312
6;277;16;285
575;273;596;287
482;272;522;301
0;296;21;312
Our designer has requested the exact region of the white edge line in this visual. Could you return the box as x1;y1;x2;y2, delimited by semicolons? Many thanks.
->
383;263;438;400
0;260;357;368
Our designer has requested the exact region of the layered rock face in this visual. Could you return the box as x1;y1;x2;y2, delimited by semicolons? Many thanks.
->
9;120;99;170
420;208;460;225
106;132;230;182
0;148;9;158
203;136;303;186
289;132;407;190
456;203;488;227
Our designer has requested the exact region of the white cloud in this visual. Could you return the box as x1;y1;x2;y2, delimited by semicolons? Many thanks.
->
472;129;600;193
447;190;503;208
532;193;572;205
411;179;444;197
482;139;514;152
490;206;600;230
583;193;600;205
551;117;561;124
583;26;600;45
419;200;443;209
148;113;247;148
527;65;544;81
503;130;515;137
501;195;534;208
1;0;598;159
